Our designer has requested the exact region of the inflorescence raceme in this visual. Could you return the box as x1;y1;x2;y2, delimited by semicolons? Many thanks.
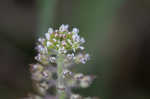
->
23;25;97;99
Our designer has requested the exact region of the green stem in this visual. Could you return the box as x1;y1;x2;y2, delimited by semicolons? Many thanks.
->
57;54;66;99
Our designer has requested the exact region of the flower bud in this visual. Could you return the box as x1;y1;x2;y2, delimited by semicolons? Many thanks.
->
70;94;82;99
49;56;56;63
63;69;72;79
32;71;43;81
42;70;52;80
80;76;92;88
74;73;84;80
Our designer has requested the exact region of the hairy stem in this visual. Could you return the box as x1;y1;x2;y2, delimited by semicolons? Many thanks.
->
57;54;66;99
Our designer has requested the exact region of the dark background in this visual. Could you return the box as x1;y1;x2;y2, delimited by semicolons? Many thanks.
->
0;0;150;99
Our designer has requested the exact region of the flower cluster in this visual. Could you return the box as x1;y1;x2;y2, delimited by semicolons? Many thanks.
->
23;25;97;99
37;24;85;54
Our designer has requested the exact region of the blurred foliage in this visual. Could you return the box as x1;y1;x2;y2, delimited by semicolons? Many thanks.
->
37;0;57;36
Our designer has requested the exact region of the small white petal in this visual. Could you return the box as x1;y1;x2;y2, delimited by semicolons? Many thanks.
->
74;73;84;80
59;24;69;32
62;41;66;45
64;24;69;30
72;28;79;34
36;45;43;51
71;94;81;99
35;54;41;61
45;33;50;40
79;46;84;50
67;53;74;60
49;56;56;63
67;39;72;45
47;41;52;47
55;29;58;32
58;47;67;54
56;44;60;47
80;76;92;88
48;28;53;34
38;38;45;44
81;59;86;64
55;33;58;37
80;37;85;43
72;34;80;42
63;69;72;78
42;71;48;77
59;24;65;32
85;53;90;60
53;38;57;42
64;50;67;53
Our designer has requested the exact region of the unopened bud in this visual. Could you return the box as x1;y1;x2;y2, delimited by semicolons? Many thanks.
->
80;76;92;88
74;73;84;80
63;69;72;79
71;94;82;99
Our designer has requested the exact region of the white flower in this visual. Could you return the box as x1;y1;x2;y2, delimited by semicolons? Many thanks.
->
79;46;84;50
53;38;57;42
63;69;72;78
67;39;73;45
74;53;90;64
80;37;85;44
38;38;45;44
85;53;90;60
64;24;69;30
45;33;51;40
80;53;90;64
49;56;56;63
58;47;67;54
35;53;41;61
80;76;92;88
48;27;53;34
63;49;67;54
74;73;84;80
72;33;80;42
32;64;38;70
46;41;52;47
59;24;69;32
36;45;48;54
61;41;66;46
63;24;69;31
72;28;79;34
54;33;58;37
36;45;43;52
67;53;74;60
42;71;48;77
72;42;79;52
56;44;60;47
80;59;86;64
70;94;81;99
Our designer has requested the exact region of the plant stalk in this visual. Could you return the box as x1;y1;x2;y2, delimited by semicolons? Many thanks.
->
57;54;66;99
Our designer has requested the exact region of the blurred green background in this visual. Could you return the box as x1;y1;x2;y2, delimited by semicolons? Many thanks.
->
0;0;150;99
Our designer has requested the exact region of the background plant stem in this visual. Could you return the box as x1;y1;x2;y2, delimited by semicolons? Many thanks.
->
37;0;57;36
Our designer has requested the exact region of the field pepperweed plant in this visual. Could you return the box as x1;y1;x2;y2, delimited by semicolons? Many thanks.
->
23;25;97;99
